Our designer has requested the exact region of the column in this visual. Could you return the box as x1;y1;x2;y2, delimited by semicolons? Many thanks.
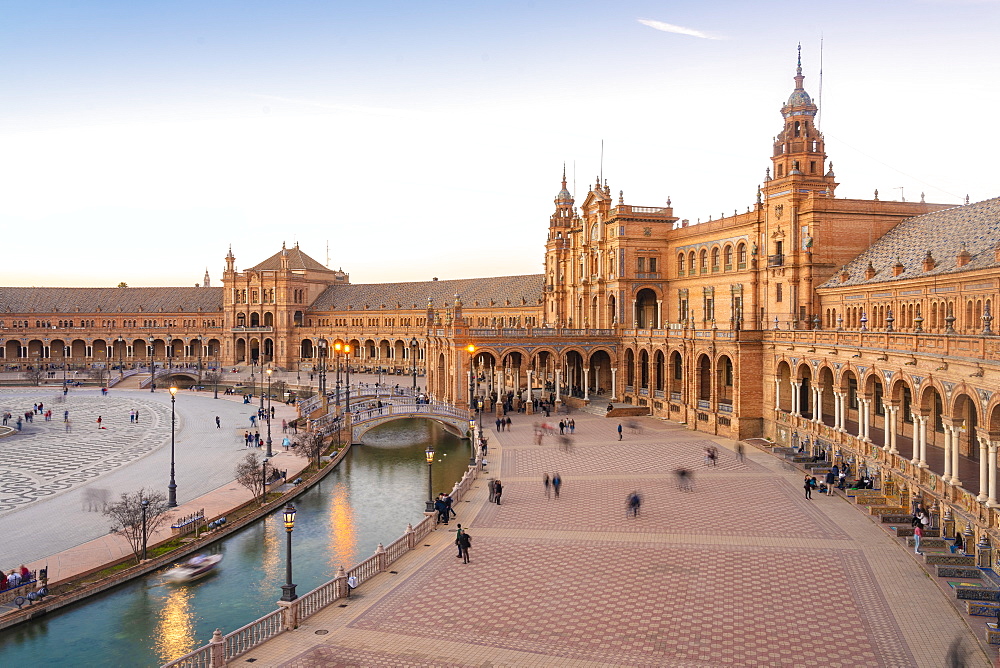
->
837;393;847;431
833;392;843;431
583;367;590;401
610;368;618;401
918;416;928;468
977;435;989;503
526;370;533;408
774;379;781;413
910;414;920;465
632;300;638;328
942;425;953;482
855;399;865;439
555;368;562;404
813;387;823;424
988;442;998;507
884;404;896;453
863;400;872;442
791;382;801;416
951;425;962;487
655;300;662;330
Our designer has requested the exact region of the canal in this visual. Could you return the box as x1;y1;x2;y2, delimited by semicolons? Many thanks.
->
0;419;471;667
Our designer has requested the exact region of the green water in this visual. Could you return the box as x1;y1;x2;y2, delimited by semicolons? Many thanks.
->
0;419;472;667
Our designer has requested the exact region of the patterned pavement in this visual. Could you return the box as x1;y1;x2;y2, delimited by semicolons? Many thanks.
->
239;410;990;667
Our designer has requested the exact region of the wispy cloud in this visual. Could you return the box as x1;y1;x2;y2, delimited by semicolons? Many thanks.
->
637;18;724;40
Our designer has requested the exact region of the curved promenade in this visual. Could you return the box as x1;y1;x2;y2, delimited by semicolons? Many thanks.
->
241;410;988;667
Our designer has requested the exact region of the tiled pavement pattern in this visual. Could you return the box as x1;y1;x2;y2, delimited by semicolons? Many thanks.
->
243;410;989;667
0;388;300;571
0;392;170;513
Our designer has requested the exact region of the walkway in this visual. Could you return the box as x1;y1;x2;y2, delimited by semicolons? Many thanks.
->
241;411;988;667
0;387;301;582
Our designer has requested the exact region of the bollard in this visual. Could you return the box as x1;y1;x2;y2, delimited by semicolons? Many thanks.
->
977;533;993;569
942;508;955;540
209;629;225;668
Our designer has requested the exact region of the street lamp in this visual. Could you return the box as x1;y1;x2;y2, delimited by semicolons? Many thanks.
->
466;344;477;409
343;344;352;412
317;340;327;399
141;498;149;561
117;336;124;379
148;335;155;392
262;457;269;504
167;386;178;507
468;418;477;465
166;333;173;372
265;368;274;457
280;503;298;602
410;338;418;393
424;445;435;512
333;341;342;408
62;344;69;391
211;341;219;400
197;335;203;386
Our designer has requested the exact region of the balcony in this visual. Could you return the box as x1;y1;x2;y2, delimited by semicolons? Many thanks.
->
768;254;785;267
231;326;274;333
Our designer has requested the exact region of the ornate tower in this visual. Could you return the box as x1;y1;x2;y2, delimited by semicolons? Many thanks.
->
543;166;576;327
203;268;211;288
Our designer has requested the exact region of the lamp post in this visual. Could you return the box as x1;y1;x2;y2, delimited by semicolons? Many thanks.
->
333;341;342;408
468;418;477;465
410;338;418;394
166;333;173;372
105;348;111;389
148;335;155;392
265;368;274;457
117;336;124;379
424;445;435;512
167;386;178;507
344;344;352;411
212;342;219;400
262;457;268;504
197;335;204;387
466;344;477;409
62;345;68;391
317;340;327;400
280;503;298;601
141;498;149;561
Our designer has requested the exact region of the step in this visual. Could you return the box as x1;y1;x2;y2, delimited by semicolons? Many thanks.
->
855;496;888;506
966;601;1000;616
907;537;948;548
955;585;999;601
987;623;1000;645
868;506;907;517
936;566;983;579
881;514;915;524
927;553;976;567
772;447;797;456
893;527;940;537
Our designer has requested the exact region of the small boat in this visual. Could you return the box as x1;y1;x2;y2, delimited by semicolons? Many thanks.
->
164;554;223;583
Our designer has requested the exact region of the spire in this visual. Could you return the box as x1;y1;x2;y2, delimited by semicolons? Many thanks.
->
226;245;234;260
794;42;804;91
203;267;211;288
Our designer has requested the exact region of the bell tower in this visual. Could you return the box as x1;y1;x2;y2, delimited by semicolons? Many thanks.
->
764;45;838;197
544;166;576;326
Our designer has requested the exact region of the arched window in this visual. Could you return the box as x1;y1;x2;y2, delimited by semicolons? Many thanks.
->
677;253;685;276
723;246;733;269
699;250;708;272
711;247;720;271
737;243;747;268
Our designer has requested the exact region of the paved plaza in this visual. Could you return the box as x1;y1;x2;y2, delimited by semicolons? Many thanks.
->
242;410;989;667
0;387;299;571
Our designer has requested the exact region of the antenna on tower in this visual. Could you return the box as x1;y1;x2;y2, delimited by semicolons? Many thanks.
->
326;241;330;267
817;34;824;130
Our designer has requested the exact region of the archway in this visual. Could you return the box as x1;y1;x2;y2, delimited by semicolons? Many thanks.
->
635;288;659;329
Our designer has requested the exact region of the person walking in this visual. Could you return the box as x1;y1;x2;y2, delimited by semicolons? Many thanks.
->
617;423;623;441
804;475;813;499
495;417;502;433
558;420;565;435
552;473;561;499
454;524;465;558
543;473;551;498
215;416;221;429
824;469;836;496
96;416;103;429
913;524;924;554
488;479;496;503
434;495;449;525
627;491;641;517
457;530;471;563
493;479;503;505
735;441;745;463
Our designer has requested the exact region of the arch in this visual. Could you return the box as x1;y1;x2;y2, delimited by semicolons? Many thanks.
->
688;251;696;275
952;391;980;460
634;288;659;329
710;246;721;271
697;354;711;401
236;338;247;363
653;350;665;393
263;311;274;327
677;253;686;276
717;355;733;405
775;360;793;412
625;348;635;388
699;249;708;273
723;244;733;270
607;294;617;325
669;350;683;400
588;349;614;396
300;339;314;359
737;242;747;268
639;349;650;389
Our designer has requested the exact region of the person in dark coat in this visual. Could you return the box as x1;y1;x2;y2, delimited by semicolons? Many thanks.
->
434;495;449;524
457;530;471;563
493;479;503;505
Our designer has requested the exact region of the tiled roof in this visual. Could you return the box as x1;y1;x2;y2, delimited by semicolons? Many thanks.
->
250;245;331;272
818;197;1000;288
0;287;223;314
309;275;544;311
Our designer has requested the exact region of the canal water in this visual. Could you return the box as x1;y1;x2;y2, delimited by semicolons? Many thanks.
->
0;419;471;667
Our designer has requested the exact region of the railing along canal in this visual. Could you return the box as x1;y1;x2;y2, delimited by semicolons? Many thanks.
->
162;462;480;668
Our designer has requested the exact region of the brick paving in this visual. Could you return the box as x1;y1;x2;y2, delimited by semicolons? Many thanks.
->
240;409;989;668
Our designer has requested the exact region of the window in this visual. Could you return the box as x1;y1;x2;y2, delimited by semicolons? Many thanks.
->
677;254;685;276
636;257;645;272
776;283;783;302
649;257;657;273
711;248;720;271
700;250;708;272
724;246;733;269
737;243;747;268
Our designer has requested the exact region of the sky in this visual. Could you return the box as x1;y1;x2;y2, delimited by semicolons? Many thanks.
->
2;0;999;288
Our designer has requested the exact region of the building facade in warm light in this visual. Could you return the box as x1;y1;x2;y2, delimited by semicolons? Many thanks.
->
3;56;1000;545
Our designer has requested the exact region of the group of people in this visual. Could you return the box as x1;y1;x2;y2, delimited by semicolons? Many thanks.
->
0;565;33;592
244;431;263;448
494;417;513;432
911;506;931;554
488;479;503;504
433;492;457;525
542;473;562;498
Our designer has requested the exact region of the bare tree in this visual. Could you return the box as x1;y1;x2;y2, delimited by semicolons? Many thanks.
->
103;488;171;564
24;367;45;386
271;379;288;402
235;451;267;504
203;370;223;399
293;430;328;469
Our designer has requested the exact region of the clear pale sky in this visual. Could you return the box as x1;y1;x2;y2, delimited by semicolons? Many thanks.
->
2;0;998;287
